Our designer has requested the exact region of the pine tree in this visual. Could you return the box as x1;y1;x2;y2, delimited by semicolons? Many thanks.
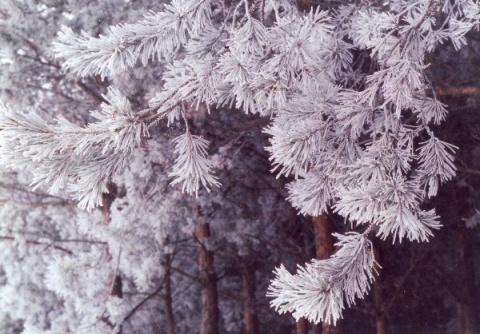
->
1;0;480;331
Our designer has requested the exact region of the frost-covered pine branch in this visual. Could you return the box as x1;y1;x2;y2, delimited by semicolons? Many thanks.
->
1;0;479;327
0;88;148;210
53;0;214;78
268;232;376;325
169;124;220;196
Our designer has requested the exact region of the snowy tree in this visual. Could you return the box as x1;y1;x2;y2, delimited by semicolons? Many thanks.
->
1;0;480;332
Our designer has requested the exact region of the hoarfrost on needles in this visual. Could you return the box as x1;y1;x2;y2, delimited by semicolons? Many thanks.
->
0;0;477;327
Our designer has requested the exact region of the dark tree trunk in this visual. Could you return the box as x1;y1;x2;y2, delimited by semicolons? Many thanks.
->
373;244;388;334
101;182;118;224
111;275;123;298
292;211;314;334
312;214;335;261
111;275;123;334
312;214;343;334
196;222;220;334
102;275;123;332
102;184;123;333
297;0;316;11
438;184;479;334
455;220;478;334
163;254;175;334
241;262;259;334
296;318;309;334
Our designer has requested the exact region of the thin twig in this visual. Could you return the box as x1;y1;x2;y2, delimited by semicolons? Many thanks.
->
76;80;108;104
122;277;167;323
169;265;199;282
0;235;73;255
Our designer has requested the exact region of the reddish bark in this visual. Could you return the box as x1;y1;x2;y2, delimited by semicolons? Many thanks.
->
296;318;309;334
241;262;259;334
297;0;317;11
373;244;388;334
435;85;480;96
312;214;343;334
292;212;314;334
196;222;220;334
312;214;335;260
455;222;478;334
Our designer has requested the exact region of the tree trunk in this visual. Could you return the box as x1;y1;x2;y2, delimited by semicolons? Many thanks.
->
373;243;388;334
297;0;316;11
102;188;123;333
438;184;479;334
101;181;117;224
112;275;123;334
374;279;388;334
296;318;309;334
163;254;175;334
196;222;220;334
101;275;123;332
111;275;123;298
241;262;259;334
455;220;478;334
312;214;343;334
292;212;314;334
312;214;335;261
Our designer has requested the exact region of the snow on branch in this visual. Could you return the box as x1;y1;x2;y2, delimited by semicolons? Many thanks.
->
335;171;441;242
377;206;441;242
0;89;147;210
413;96;448;125
53;25;138;78
268;232;376;325
287;170;335;216
169;132;220;196
53;0;213;78
417;133;457;197
230;13;270;56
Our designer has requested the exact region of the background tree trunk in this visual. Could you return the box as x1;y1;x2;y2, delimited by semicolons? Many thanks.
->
297;0;316;11
438;184;479;334
312;214;343;334
241;261;259;334
455;218;478;334
163;254;175;334
290;212;314;334
296;318;309;334
373;244;388;334
101;181;118;224
196;221;220;334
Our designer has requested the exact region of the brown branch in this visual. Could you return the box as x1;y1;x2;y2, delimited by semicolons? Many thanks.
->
0;235;73;255
53;238;107;245
458;168;480;176
0;181;74;202
15;81;77;102
231;117;271;130
17;53;61;70
435;85;480;97
259;0;266;22
122;277;167;323
76;80;108;104
1;200;77;208
169;265;199;282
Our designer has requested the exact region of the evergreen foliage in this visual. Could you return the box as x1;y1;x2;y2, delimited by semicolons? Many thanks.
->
1;0;480;332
